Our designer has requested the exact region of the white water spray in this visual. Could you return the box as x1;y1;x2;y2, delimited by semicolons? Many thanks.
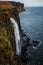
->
10;18;21;55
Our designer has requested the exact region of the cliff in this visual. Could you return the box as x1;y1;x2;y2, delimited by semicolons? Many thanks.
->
0;1;25;65
11;1;25;12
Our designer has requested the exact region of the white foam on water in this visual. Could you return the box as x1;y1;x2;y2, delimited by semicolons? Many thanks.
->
32;46;38;49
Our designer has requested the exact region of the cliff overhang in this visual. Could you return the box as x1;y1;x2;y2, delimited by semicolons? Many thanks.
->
0;1;25;13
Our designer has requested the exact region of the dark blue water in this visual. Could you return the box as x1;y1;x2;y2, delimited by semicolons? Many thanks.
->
19;7;43;65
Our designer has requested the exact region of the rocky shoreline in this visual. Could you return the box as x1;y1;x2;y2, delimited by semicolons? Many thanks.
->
19;28;41;65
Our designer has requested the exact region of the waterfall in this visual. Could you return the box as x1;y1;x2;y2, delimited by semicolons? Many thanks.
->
10;18;21;55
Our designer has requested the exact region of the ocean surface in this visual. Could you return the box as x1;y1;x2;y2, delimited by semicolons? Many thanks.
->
19;7;43;65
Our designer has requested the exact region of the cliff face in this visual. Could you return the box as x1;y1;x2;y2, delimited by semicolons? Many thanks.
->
0;1;25;65
11;1;25;12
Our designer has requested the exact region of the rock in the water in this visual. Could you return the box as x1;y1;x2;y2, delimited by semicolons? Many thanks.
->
26;38;30;42
32;40;41;46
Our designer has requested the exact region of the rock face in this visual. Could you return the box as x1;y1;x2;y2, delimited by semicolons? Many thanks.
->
11;1;25;12
0;1;25;65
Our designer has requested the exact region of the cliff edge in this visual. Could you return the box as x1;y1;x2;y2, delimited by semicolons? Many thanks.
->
0;1;25;65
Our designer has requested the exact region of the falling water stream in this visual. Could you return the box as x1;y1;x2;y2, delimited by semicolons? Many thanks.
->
10;18;21;55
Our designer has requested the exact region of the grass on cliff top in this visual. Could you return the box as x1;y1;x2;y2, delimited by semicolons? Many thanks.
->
0;2;14;9
0;2;17;12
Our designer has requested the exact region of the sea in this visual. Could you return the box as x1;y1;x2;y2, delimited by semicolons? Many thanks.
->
19;7;43;65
